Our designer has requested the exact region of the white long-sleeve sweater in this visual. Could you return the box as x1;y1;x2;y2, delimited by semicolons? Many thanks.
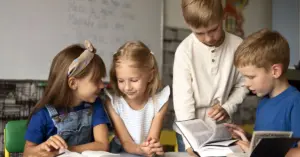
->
172;32;249;148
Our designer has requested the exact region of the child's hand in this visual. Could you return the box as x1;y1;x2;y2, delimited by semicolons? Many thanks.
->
39;135;68;152
186;147;198;157
140;137;164;157
139;141;154;157
224;123;250;152
232;129;250;152
207;104;229;121
146;137;164;155
224;123;247;140
28;150;58;157
236;140;250;153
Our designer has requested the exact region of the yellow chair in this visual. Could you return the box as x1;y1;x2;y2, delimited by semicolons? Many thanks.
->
4;130;9;157
109;132;115;142
160;130;178;152
241;124;254;135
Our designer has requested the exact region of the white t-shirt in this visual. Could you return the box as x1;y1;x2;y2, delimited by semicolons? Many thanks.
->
105;86;170;145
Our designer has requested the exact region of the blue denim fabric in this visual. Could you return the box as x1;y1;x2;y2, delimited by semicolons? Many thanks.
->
46;104;92;146
109;137;126;153
176;133;186;152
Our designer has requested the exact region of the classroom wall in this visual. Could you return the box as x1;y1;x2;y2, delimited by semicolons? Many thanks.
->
164;0;272;36
243;0;272;36
164;0;187;29
272;0;300;68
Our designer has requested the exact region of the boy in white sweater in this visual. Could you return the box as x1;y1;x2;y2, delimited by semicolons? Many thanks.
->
172;0;248;155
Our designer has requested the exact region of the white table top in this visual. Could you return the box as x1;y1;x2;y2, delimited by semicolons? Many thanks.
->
120;152;190;157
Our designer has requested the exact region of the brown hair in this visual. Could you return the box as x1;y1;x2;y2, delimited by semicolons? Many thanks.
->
110;41;161;99
182;0;224;28
28;44;106;121
234;28;290;73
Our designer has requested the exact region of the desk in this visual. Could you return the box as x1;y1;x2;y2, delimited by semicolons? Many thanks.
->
58;151;189;157
120;152;189;157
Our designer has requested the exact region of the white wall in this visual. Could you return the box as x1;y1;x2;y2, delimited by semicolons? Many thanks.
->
243;0;272;36
164;0;272;37
164;0;187;29
272;0;299;68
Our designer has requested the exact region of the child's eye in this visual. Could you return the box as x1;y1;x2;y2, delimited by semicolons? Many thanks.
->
248;76;255;79
118;80;124;83
131;79;138;82
196;32;204;36
209;27;219;33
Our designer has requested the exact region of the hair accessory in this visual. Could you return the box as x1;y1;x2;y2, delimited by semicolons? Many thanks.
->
67;40;95;76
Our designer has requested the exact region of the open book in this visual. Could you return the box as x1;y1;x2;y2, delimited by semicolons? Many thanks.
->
57;149;120;157
227;131;296;157
175;119;243;157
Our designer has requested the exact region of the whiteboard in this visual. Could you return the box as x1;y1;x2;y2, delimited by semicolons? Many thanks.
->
0;0;163;80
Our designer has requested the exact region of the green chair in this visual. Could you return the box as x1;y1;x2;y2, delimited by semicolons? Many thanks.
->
4;120;27;157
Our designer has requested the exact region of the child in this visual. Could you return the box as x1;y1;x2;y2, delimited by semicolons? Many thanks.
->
172;0;248;154
105;41;169;157
24;41;110;157
225;29;300;157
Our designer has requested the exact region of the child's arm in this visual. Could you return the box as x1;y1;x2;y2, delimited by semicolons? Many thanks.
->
172;48;196;121
23;141;57;157
24;109;67;157
23;135;67;157
286;147;300;157
147;101;168;140
105;99;152;156
68;124;109;152
145;102;168;155
221;72;249;119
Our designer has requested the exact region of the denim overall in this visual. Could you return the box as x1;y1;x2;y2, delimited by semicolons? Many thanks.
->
46;103;92;146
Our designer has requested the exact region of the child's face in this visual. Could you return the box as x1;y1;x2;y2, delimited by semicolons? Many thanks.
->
115;60;152;101
191;20;223;47
238;65;274;97
75;72;105;103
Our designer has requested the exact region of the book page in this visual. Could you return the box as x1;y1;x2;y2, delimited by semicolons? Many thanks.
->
57;149;84;157
198;145;243;157
82;150;120;157
57;149;120;157
205;139;237;146
249;131;293;153
208;124;232;143
176;119;213;149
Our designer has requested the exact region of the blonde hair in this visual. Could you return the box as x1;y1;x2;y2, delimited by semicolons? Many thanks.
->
234;28;290;73
182;0;224;28
110;41;161;99
29;44;106;121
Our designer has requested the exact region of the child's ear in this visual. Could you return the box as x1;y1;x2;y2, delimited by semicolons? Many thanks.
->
271;64;283;79
68;77;78;90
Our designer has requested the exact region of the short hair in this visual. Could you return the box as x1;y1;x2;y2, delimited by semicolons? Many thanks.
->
234;28;290;73
181;0;224;28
